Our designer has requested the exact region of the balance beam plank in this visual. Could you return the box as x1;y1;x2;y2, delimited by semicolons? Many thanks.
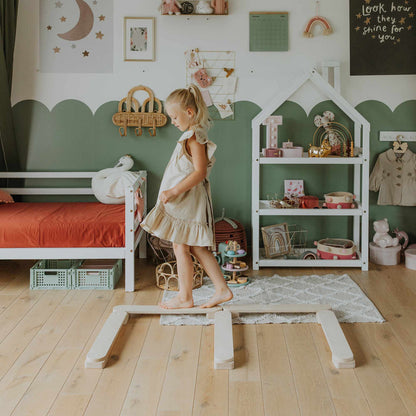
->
223;304;331;314
316;310;355;369
113;304;222;316
85;310;129;369
214;310;234;370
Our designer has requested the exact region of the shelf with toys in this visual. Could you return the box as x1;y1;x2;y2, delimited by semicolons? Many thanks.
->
161;0;228;15
251;68;370;271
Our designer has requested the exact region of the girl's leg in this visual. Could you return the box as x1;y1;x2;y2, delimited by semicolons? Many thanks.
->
190;246;233;308
160;243;194;309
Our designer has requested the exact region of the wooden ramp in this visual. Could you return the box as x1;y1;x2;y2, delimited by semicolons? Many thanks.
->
85;304;355;370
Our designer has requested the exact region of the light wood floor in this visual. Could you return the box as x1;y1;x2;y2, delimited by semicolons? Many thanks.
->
0;259;415;416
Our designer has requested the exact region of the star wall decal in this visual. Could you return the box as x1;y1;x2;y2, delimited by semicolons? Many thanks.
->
93;0;98;4
60;16;67;22
53;46;61;53
364;17;371;24
356;13;362;19
99;15;105;21
47;25;52;30
365;0;371;4
405;0;409;4
410;12;414;18
355;26;360;31
55;1;63;7
71;44;76;48
372;35;376;39
82;50;90;57
96;31;104;39
399;17;406;24
408;25;413;30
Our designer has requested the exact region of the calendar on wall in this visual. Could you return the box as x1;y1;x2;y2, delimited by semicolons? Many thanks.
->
249;12;289;52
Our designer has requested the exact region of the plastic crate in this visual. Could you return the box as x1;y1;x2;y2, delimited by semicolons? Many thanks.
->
73;259;122;290
30;259;81;290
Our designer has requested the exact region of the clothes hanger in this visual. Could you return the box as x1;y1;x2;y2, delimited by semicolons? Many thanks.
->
392;135;408;156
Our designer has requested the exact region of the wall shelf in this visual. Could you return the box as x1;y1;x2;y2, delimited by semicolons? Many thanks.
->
258;201;364;216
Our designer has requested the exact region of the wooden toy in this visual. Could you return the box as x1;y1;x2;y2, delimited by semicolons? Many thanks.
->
323;192;356;209
314;238;357;260
112;85;167;137
86;303;354;370
219;240;249;286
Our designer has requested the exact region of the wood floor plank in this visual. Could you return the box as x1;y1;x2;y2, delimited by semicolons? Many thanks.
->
157;325;202;416
343;323;409;416
310;323;372;416
0;290;68;381
256;324;300;416
363;322;416;415
47;289;138;416
193;325;229;416
0;290;90;416
284;324;336;416
11;291;113;416
229;324;264;416
120;314;175;416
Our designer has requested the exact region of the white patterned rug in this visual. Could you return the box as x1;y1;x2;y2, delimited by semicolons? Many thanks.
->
160;274;385;326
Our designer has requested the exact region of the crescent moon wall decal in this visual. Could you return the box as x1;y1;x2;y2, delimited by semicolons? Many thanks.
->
58;0;94;41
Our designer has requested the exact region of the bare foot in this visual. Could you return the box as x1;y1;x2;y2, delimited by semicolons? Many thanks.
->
200;287;233;308
160;294;194;309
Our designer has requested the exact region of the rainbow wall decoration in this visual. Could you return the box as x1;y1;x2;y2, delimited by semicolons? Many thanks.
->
303;16;333;37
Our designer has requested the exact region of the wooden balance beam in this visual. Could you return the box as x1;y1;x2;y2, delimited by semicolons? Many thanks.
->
85;304;354;370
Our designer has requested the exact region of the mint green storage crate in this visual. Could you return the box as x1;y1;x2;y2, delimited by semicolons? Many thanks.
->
30;259;81;290
73;259;122;290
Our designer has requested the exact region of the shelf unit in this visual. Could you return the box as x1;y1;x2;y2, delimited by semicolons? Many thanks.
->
252;68;370;271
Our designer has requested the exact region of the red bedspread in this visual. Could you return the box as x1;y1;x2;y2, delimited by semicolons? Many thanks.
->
0;202;125;248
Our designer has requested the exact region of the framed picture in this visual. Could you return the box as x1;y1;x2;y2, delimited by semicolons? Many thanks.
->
124;17;155;61
261;223;291;258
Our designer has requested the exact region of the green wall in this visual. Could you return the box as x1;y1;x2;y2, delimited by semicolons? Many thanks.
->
12;99;416;244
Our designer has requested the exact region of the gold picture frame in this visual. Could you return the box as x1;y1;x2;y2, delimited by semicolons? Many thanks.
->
124;17;155;62
261;223;291;258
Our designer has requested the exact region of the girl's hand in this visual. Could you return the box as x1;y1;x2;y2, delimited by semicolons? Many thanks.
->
159;189;177;204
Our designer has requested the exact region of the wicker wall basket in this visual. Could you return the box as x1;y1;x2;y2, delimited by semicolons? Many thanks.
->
155;255;204;291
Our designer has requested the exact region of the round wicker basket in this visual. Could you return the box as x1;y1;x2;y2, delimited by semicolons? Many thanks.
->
155;256;204;291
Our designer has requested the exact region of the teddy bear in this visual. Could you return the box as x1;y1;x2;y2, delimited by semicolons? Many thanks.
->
162;0;182;15
373;218;399;248
314;110;342;155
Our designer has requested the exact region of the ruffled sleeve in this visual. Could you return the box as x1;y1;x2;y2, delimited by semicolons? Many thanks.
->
193;127;209;144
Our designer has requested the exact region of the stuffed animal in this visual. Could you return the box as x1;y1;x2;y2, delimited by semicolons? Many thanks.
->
196;1;213;14
162;0;182;15
314;110;342;155
373;218;399;248
92;155;140;204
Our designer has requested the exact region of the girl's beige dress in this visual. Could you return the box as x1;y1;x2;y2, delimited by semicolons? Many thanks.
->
140;129;216;249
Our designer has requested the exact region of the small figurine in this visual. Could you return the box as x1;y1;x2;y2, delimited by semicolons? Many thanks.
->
162;0;182;15
373;218;399;248
308;137;332;157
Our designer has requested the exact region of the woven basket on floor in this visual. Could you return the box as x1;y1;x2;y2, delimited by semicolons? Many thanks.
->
155;255;203;291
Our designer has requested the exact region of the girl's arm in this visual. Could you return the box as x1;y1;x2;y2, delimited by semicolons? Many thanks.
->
159;136;207;203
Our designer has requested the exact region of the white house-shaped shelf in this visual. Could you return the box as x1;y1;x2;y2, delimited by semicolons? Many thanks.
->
251;67;371;271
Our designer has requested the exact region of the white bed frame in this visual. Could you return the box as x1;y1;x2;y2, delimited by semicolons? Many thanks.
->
0;171;147;292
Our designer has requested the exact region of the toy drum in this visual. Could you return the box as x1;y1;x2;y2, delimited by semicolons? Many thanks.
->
324;192;355;209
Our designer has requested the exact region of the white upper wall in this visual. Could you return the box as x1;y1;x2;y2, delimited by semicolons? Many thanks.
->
11;0;416;113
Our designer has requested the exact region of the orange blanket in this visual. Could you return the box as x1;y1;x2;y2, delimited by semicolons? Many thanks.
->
0;202;125;248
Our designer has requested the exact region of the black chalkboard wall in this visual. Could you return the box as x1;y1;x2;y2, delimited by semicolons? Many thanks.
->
350;0;416;75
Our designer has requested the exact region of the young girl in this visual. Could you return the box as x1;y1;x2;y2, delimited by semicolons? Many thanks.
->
140;84;233;309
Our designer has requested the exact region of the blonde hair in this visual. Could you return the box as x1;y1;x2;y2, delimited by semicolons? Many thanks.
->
166;84;211;132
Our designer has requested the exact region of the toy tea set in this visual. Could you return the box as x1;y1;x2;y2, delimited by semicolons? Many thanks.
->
261;111;355;159
214;240;250;286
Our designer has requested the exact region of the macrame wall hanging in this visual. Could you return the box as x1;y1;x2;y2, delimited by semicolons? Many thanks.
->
303;1;333;38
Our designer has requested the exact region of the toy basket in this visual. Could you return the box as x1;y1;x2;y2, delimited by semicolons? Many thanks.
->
73;259;122;290
112;85;167;137
214;209;247;252
30;259;81;290
156;255;203;291
262;223;307;258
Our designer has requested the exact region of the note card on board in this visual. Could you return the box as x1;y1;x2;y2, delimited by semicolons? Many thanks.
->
249;12;289;52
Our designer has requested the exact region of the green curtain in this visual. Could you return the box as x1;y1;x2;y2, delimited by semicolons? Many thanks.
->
0;0;20;172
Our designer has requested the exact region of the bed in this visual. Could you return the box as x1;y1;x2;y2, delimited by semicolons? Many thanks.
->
0;171;147;292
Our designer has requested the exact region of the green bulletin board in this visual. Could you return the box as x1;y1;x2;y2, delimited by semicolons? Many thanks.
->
249;12;289;51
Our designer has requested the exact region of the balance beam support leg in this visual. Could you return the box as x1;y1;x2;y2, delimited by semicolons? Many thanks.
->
214;310;234;370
